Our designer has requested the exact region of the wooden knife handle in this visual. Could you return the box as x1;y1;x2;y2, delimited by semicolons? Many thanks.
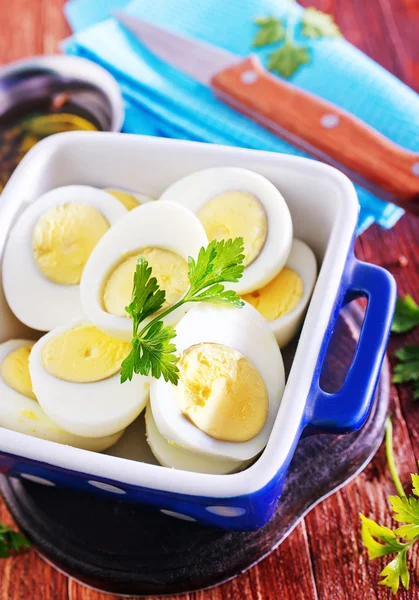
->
211;56;419;210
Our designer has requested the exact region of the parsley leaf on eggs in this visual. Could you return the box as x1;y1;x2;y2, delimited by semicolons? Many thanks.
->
120;238;245;385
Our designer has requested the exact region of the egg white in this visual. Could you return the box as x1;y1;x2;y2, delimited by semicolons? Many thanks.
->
145;404;249;474
270;239;318;347
151;302;285;462
29;320;150;438
80;200;208;341
0;339;124;451
159;167;293;294
2;185;127;332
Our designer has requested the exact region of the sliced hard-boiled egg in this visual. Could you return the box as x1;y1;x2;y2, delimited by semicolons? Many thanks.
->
151;302;285;462
29;320;149;438
243;239;317;347
145;404;249;474
2;185;127;332
0;339;123;451
104;187;154;211
159;167;293;294
80;201;208;341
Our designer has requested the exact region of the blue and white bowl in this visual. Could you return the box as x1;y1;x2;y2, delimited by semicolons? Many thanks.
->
0;132;396;530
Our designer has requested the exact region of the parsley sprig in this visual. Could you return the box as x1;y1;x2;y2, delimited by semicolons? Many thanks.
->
120;238;245;385
251;6;341;79
0;523;30;558
360;418;419;594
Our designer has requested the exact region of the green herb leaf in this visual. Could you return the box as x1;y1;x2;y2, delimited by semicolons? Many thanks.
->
360;514;407;559
390;495;419;540
392;345;419;400
0;524;30;558
411;473;419;497
190;284;244;308
268;41;310;78
125;257;166;331
186;238;245;297
301;7;342;38
252;15;285;47
392;295;419;333
378;549;410;594
121;239;245;385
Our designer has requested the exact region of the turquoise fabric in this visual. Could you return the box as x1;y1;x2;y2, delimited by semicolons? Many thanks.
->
64;0;419;234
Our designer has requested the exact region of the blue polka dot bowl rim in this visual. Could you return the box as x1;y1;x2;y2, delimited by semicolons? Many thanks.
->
0;132;396;531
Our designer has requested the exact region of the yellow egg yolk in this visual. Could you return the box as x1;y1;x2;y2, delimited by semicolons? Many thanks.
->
243;267;303;321
1;345;36;400
197;191;267;267
32;202;110;285
105;188;141;211
41;325;131;383
103;247;189;318
175;343;268;442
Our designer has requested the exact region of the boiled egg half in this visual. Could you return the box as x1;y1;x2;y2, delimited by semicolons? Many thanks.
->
0;339;123;451
243;239;317;347
159;167;293;294
151;302;285;462
2;185;127;332
81;200;208;341
145;405;249;474
29;320;149;438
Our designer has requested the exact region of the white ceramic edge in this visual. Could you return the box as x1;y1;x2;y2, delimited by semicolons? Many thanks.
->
0;133;359;499
0;55;124;132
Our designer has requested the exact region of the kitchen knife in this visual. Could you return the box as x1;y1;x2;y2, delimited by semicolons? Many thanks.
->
114;11;419;212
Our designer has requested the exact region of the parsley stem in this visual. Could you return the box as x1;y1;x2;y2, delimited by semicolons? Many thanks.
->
137;298;186;338
385;416;406;498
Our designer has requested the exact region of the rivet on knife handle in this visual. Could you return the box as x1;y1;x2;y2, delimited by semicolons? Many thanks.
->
211;56;419;209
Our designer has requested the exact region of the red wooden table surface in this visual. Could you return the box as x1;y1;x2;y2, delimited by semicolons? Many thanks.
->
0;0;419;598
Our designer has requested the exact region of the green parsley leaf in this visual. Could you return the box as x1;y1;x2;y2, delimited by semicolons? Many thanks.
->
392;345;419;400
190;284;244;308
378;549;410;594
125;256;166;331
0;524;30;558
268;41;310;78
360;514;407;559
252;16;285;48
411;473;419;497
186;238;245;297
121;239;245;385
390;495;419;540
301;7;342;38
392;295;419;333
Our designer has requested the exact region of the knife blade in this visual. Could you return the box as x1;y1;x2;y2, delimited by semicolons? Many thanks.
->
114;11;419;212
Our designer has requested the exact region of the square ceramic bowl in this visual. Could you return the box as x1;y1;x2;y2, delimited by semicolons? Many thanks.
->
0;132;396;531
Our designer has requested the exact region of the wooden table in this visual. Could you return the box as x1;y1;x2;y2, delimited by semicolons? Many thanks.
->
0;0;418;598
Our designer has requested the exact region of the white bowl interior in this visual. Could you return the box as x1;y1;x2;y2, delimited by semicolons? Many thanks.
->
0;133;358;497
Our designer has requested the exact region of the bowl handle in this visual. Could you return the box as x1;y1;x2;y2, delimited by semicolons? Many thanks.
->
307;259;396;433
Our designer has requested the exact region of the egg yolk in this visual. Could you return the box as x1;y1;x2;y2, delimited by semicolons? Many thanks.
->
32;202;110;285
1;345;36;400
197;191;267;267
243;267;303;321
175;343;268;442
41;325;131;383
103;247;189;318
105;188;141;211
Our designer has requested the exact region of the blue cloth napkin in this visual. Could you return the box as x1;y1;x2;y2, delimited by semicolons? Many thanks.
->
64;0;419;234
